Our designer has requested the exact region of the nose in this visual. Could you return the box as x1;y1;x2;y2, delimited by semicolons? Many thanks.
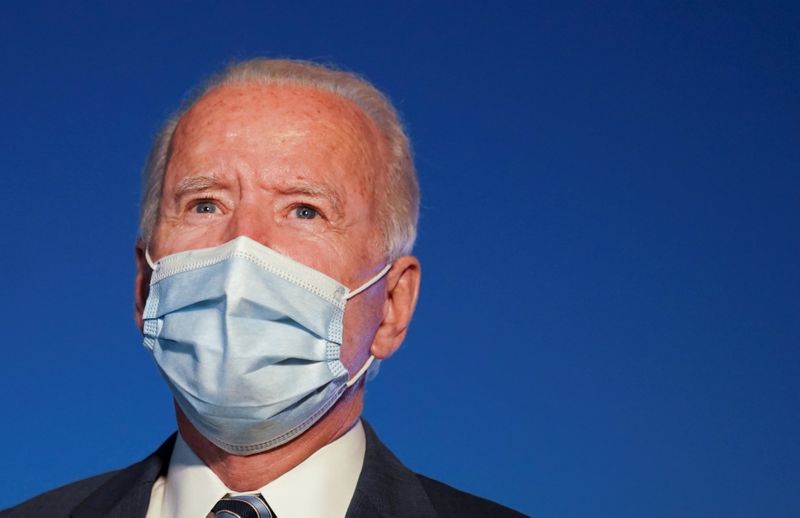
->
225;201;276;250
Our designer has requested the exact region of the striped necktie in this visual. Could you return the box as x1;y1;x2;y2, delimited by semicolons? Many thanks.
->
211;494;275;518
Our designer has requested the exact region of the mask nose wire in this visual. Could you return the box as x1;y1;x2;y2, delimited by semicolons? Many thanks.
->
345;263;393;300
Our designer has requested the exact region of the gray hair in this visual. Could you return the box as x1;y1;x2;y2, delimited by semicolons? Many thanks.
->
139;58;419;259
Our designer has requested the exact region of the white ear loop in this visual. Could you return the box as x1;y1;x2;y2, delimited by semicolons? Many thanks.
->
345;263;393;300
144;248;157;270
346;355;376;387
343;262;391;387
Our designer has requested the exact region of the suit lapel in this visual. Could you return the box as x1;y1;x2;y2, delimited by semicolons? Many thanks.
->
70;435;176;518
346;421;437;518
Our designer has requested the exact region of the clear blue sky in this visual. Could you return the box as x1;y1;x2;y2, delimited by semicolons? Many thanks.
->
1;2;798;516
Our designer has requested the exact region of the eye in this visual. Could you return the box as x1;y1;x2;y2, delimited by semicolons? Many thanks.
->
294;205;318;219
194;201;218;214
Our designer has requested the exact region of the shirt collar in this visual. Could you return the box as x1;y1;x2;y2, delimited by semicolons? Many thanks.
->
162;420;366;518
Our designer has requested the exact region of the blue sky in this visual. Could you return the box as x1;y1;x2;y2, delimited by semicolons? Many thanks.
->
1;2;798;516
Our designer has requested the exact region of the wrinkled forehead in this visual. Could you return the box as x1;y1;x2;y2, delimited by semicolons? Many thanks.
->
169;83;389;193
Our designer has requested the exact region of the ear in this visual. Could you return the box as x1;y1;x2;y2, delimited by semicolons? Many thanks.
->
134;240;152;331
370;255;421;359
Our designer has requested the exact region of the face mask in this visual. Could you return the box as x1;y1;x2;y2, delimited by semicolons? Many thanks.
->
141;236;390;455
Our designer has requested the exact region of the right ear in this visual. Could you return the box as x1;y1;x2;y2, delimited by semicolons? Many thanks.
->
134;240;152;331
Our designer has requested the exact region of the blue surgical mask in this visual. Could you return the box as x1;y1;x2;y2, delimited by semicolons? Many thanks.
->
142;236;389;455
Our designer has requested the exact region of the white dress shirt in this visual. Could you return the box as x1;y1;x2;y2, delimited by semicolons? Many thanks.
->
145;420;366;518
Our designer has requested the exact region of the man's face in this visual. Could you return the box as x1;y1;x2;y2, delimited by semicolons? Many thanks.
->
142;82;391;373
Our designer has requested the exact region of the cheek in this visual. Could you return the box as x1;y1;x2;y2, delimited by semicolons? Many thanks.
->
151;222;228;259
339;289;384;371
270;233;344;280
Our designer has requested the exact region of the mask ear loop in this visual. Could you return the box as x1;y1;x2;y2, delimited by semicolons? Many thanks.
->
346;355;375;387
343;262;392;387
345;263;393;300
144;248;158;270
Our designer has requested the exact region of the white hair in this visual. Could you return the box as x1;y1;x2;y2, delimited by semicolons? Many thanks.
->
139;59;419;259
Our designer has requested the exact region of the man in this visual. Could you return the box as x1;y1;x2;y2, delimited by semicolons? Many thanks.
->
3;59;525;517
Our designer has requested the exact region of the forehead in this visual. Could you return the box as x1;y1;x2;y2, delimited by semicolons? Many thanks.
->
169;83;387;186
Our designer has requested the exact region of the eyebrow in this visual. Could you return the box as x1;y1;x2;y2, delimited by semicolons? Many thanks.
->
275;180;344;217
173;175;344;216
174;175;226;199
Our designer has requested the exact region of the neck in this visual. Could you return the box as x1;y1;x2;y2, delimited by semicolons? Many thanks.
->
176;389;364;491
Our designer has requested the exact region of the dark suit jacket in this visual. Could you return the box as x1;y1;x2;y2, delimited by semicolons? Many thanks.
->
1;422;526;517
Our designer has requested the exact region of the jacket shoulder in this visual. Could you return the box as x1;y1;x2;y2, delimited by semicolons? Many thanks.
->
357;421;527;517
0;471;118;517
417;475;528;518
0;434;175;518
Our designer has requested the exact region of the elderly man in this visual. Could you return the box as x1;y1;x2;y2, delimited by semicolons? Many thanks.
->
3;59;524;517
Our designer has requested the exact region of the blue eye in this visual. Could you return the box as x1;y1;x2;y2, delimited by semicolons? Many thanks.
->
294;205;318;219
194;201;217;214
